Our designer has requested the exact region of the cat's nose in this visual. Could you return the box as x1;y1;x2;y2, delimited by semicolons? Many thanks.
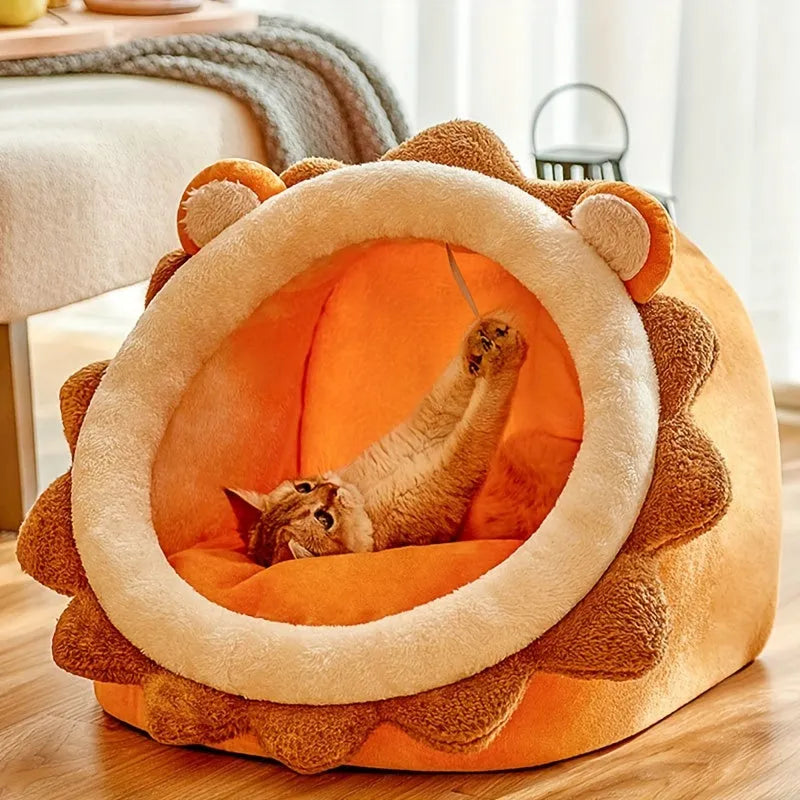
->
321;483;339;501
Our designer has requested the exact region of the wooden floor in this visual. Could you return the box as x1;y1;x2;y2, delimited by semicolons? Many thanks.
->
1;291;799;798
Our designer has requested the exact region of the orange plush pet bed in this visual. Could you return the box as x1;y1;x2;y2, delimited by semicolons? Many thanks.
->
18;122;781;774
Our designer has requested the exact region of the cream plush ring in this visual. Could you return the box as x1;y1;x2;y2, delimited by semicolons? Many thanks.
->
71;161;659;705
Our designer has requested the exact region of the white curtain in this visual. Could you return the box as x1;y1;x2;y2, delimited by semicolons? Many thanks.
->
247;0;799;385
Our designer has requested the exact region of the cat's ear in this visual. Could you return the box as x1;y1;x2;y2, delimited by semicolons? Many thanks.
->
223;488;266;543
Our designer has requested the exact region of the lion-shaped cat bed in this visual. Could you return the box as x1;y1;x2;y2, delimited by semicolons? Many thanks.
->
17;121;780;774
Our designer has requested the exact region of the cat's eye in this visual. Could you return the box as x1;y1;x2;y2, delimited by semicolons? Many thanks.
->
295;482;313;493
314;509;334;530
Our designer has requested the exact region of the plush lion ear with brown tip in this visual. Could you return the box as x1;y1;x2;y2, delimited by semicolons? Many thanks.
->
571;182;675;303
177;159;286;255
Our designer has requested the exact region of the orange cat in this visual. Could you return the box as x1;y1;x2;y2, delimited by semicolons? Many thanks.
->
226;315;528;567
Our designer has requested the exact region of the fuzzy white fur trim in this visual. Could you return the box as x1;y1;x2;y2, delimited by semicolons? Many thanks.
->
71;161;659;705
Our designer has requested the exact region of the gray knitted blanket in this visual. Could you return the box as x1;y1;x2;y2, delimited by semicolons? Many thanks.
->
0;15;409;171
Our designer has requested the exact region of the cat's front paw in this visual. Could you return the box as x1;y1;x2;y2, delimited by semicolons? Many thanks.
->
463;315;528;377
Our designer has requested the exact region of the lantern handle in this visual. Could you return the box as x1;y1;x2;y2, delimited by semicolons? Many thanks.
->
531;82;629;159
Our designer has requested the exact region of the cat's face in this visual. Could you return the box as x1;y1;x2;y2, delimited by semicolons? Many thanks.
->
224;474;374;567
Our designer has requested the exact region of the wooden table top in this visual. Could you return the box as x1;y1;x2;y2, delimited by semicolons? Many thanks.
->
0;1;257;62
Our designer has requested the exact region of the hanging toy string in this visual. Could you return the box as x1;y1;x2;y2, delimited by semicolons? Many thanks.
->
445;243;480;320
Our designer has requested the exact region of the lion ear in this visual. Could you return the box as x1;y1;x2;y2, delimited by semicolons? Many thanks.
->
571;183;675;303
177;159;285;255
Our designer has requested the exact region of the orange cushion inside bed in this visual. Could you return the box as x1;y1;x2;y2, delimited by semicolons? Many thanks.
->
151;239;583;624
169;534;522;624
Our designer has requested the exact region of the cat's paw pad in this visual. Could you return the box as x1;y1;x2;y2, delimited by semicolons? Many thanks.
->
464;316;527;376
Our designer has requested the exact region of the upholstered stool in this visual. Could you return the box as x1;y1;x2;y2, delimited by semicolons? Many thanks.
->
0;74;264;529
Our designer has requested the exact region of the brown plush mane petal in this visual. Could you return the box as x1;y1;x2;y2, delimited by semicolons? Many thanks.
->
53;591;157;683
383;649;532;753
17;359;110;594
638;296;719;421
60;360;108;455
280;157;344;187
250;701;381;774
16;471;85;596
145;250;190;308
530;554;668;680
382;121;526;187
144;672;249;746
